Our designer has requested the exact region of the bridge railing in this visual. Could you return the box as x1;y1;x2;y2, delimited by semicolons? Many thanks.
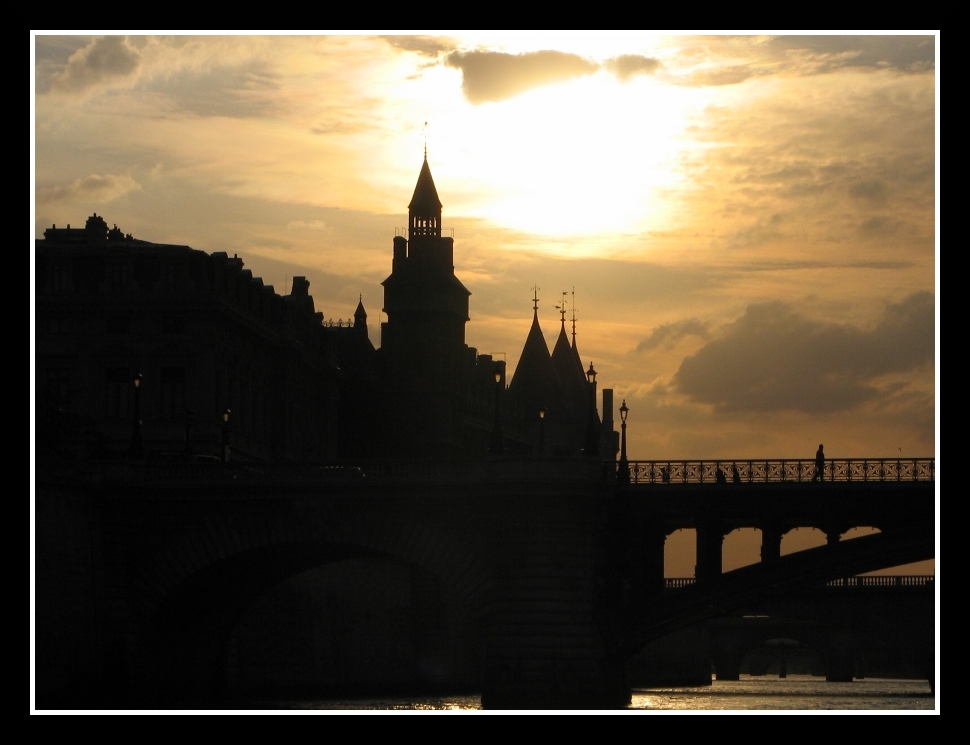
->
625;458;934;485
822;574;935;588
664;575;934;590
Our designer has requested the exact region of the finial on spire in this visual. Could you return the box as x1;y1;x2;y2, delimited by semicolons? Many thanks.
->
571;287;578;345
532;286;540;312
424;122;428;160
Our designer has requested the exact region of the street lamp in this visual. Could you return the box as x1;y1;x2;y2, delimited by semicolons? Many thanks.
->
489;368;503;455
129;372;144;459
584;362;599;457
222;408;231;463
538;405;546;456
618;399;629;484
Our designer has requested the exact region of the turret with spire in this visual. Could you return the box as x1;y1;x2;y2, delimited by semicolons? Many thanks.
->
353;294;368;338
380;151;471;457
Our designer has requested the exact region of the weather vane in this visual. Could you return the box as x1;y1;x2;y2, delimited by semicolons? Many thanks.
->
556;290;568;324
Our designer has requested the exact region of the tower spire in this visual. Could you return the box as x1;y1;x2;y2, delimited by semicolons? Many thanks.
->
532;285;540;313
408;151;442;239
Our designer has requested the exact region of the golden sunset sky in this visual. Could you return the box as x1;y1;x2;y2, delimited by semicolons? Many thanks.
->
31;33;938;572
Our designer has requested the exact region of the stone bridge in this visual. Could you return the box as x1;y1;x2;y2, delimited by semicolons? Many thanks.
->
702;576;935;684
34;457;936;709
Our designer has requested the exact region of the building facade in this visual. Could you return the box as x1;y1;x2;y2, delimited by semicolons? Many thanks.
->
35;214;354;464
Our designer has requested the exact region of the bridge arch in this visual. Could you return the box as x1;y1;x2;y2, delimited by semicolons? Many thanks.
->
618;528;935;663
130;507;495;703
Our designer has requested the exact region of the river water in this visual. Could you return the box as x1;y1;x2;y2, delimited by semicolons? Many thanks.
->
243;676;936;712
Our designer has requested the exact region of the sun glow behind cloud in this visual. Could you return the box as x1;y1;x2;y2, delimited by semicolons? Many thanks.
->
426;72;705;241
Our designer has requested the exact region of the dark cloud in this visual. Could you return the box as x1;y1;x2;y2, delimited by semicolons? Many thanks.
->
382;35;455;58
858;216;904;235
604;54;663;81
766;35;936;74
680;65;758;87
50;35;140;93
34;36;93;93
849;179;890;202
668;35;935;89
444;50;599;104
673;292;934;413
636;318;711;352
37;174;142;204
846;260;914;270
156;63;282;119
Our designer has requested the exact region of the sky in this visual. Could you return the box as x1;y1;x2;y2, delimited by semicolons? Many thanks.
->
31;33;938;574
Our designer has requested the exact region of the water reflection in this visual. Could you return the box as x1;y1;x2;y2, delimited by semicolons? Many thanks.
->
244;676;935;711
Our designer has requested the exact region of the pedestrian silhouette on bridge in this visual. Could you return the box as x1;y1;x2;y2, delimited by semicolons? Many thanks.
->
660;466;670;483
813;444;825;483
715;465;727;484
732;464;742;484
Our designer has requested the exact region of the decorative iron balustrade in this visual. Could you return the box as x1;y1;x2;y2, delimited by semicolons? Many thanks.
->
664;575;934;590
624;458;934;485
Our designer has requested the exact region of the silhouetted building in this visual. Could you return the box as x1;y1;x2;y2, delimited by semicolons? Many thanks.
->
35;158;617;464
34;213;367;464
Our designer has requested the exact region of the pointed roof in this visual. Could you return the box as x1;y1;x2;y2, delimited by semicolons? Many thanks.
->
408;156;442;215
354;295;367;321
508;310;563;414
552;319;588;414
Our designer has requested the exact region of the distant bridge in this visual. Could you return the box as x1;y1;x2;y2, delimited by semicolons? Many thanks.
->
664;574;935;590
34;456;936;709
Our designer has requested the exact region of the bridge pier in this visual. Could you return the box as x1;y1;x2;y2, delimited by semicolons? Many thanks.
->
760;523;783;565
629;523;667;606
821;628;857;682
695;520;725;585
480;494;632;710
709;631;743;681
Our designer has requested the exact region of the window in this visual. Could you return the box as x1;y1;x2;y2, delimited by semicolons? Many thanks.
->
108;262;130;291
51;263;71;292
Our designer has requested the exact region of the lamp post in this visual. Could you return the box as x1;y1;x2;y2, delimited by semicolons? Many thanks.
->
618;399;629;484
538;405;546;457
489;368;503;455
129;372;144;459
584;362;599;457
221;408;231;463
